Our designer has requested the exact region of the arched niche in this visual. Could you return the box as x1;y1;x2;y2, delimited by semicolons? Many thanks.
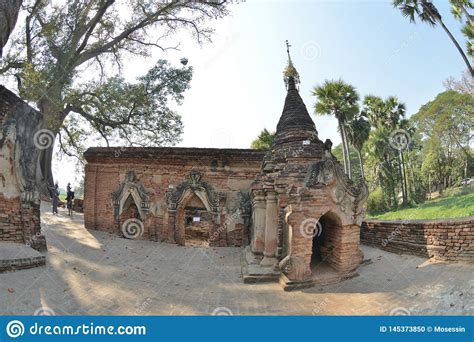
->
111;170;151;220
165;170;225;246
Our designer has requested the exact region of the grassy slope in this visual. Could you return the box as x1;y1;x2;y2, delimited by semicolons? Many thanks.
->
368;186;474;220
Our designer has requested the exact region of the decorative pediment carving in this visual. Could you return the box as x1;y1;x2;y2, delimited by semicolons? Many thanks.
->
165;170;223;212
305;158;368;218
111;170;152;219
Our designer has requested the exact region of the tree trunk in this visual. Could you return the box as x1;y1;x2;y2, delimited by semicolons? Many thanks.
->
398;150;406;205
357;149;365;180
428;173;431;200
409;157;416;198
339;120;352;179
337;119;349;175
401;151;408;204
438;19;474;77
37;146;55;197
0;0;22;57
36;96;65;197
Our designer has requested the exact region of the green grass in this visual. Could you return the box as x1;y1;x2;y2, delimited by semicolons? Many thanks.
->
368;186;474;220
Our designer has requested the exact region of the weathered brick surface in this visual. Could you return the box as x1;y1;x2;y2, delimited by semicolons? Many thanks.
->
361;218;474;262
0;86;45;251
84;147;265;246
0;194;23;243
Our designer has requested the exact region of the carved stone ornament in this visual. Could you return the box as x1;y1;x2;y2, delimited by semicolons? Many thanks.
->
165;170;222;212
111;170;152;218
305;157;368;217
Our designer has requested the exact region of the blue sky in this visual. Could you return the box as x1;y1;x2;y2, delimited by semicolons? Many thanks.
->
153;0;467;148
54;0;469;187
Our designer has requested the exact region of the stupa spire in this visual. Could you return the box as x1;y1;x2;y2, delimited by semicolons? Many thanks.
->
283;40;300;90
274;40;317;145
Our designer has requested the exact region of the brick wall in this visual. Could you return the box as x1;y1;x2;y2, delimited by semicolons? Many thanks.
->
84;147;265;246
0;194;23;243
361;218;474;262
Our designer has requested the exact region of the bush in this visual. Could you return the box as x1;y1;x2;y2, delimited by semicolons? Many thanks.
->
366;186;389;215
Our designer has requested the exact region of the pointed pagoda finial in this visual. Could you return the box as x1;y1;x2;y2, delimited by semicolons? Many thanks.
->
283;40;300;90
286;40;291;60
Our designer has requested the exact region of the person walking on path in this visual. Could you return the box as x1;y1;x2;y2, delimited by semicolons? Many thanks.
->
66;183;74;217
51;183;59;215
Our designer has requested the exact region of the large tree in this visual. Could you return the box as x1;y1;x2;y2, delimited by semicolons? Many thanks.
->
393;0;473;77
0;0;22;56
412;90;473;182
312;79;359;179
0;0;229;194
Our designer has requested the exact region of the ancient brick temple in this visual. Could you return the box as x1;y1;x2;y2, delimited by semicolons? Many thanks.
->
243;52;368;289
84;50;368;289
84;148;265;246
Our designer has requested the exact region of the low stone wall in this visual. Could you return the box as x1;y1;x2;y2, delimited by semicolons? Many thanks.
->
361;217;474;263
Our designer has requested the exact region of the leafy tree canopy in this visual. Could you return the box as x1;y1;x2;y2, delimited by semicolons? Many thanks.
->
0;0;229;191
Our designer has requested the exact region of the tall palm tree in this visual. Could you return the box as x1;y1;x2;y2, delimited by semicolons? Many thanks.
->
363;95;409;205
361;95;385;128
393;0;474;77
312;79;360;179
384;96;406;129
347;115;371;180
383;97;409;203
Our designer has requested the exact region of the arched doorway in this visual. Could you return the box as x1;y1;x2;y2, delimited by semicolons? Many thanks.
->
311;211;341;271
181;193;212;246
174;189;219;246
166;170;224;247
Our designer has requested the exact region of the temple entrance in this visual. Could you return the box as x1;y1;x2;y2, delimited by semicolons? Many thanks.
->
167;170;224;246
178;193;213;247
311;218;326;267
310;212;340;270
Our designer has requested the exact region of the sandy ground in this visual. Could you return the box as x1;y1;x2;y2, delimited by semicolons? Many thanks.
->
0;202;473;315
